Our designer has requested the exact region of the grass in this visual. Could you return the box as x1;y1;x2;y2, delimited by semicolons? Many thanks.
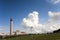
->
1;33;60;40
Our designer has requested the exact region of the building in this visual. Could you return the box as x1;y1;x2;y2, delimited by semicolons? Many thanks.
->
0;33;6;36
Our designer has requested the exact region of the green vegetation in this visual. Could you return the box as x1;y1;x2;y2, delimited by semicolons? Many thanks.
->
1;33;60;40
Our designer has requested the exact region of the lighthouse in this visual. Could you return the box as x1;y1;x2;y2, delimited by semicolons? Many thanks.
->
10;18;13;35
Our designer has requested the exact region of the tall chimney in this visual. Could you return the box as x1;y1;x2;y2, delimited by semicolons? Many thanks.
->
10;18;13;35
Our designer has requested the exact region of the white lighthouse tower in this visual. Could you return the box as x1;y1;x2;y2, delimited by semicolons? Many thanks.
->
10;18;13;35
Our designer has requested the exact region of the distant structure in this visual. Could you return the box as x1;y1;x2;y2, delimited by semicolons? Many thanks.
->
10;18;13;35
12;30;26;35
0;33;6;36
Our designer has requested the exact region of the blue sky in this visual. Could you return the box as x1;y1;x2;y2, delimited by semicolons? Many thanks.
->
0;0;60;33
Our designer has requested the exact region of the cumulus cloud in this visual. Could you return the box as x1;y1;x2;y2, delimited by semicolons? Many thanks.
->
46;0;60;4
22;11;44;33
22;11;39;28
48;11;60;22
47;11;60;30
22;11;60;34
44;11;60;33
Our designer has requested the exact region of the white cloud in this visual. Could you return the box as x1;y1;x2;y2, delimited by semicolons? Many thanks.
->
48;11;60;22
22;11;43;33
45;11;60;33
46;0;60;4
22;11;60;34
